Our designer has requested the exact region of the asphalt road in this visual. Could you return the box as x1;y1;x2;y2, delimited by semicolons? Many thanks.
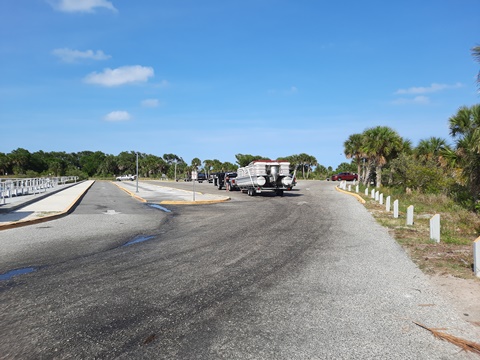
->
0;181;478;359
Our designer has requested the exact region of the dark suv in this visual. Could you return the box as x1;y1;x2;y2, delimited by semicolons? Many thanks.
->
330;172;358;181
213;172;238;190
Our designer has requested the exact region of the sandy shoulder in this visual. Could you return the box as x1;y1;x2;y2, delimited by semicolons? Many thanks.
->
429;274;480;327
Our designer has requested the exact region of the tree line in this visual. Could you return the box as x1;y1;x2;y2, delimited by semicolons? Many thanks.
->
344;104;480;211
343;46;480;210
0;149;331;181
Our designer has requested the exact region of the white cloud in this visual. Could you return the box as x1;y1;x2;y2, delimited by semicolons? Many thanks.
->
48;0;117;13
395;82;462;95
155;80;170;88
412;95;430;104
52;48;111;63
391;95;430;105
104;111;131;121
141;99;160;108
84;65;154;87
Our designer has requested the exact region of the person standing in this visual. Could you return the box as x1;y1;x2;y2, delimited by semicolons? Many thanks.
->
225;174;230;191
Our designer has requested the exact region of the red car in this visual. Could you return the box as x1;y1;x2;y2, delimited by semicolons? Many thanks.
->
330;172;358;181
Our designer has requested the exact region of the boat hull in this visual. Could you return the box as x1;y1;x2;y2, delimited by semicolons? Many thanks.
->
235;160;294;192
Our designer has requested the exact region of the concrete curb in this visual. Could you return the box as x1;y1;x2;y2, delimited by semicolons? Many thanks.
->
112;182;148;202
335;185;366;204
0;180;95;231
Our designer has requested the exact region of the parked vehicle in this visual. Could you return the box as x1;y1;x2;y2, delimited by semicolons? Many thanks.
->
116;174;136;181
197;173;207;183
330;172;358;181
184;173;207;182
213;172;238;190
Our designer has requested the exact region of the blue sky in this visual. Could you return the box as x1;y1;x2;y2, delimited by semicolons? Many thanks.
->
1;0;479;168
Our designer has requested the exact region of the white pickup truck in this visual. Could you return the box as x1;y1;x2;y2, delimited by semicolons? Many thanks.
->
115;174;137;181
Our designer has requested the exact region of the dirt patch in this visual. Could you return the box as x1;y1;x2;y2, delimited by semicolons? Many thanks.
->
359;192;480;328
429;274;480;327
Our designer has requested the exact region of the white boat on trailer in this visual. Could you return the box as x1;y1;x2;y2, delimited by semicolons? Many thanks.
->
235;160;295;196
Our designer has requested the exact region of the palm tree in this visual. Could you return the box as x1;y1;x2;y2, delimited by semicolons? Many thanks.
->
297;153;307;179
191;157;201;168
0;152;10;175
211;159;223;172
235;154;266;167
415;137;448;162
116;151;136;174
140;154;165;178
163;154;184;180
203;159;214;178
361;126;403;187
97;155;118;177
9;148;31;175
343;133;364;181
473;45;480;92
221;162;236;171
449;104;480;208
449;105;480;140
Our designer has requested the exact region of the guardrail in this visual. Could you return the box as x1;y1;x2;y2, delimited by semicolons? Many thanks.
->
0;176;78;205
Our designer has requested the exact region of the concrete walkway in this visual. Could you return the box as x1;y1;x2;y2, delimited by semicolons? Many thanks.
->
113;180;230;205
0;180;95;230
0;180;230;230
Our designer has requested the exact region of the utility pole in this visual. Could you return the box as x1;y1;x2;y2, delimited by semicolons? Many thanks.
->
136;152;139;193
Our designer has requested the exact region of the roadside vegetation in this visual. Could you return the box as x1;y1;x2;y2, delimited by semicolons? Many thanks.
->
339;100;480;280
355;184;480;280
341;46;480;279
0;150;325;182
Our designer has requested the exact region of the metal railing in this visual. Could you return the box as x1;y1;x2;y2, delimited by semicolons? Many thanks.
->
0;176;78;205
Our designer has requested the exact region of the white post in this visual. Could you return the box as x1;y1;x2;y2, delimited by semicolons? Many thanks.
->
430;214;440;243
365;188;369;196
474;237;480;278
393;200;399;218
355;185;359;193
386;196;391;212
371;189;375;199
375;191;379;201
406;205;414;225
348;184;351;192
379;193;383;205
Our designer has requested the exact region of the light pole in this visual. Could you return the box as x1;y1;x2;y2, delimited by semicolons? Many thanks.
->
136;152;139;193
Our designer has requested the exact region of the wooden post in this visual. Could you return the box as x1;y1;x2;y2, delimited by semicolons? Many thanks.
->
430;214;440;243
393;200;399;218
406;205;414;225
